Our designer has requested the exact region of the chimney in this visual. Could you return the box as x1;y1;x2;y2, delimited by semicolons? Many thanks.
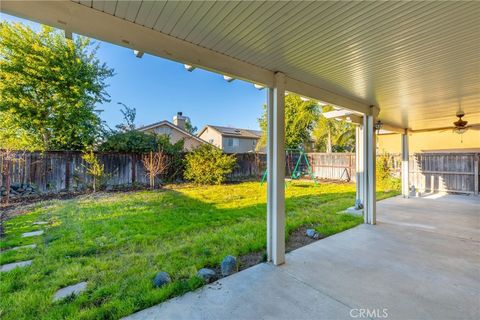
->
173;112;186;130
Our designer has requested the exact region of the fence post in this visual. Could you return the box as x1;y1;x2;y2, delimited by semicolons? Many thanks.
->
131;153;136;185
65;152;71;191
474;153;479;196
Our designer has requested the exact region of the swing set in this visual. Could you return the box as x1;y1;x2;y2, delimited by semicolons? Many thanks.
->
260;148;317;186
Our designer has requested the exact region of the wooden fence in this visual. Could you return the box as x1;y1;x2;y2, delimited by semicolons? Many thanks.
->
1;151;478;195
409;153;479;195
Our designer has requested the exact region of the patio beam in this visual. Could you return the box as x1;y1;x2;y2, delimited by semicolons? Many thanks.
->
1;1;372;116
270;72;286;265
402;131;410;198
285;77;370;115
1;0;274;87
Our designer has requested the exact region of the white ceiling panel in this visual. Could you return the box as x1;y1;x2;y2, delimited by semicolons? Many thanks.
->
16;0;479;130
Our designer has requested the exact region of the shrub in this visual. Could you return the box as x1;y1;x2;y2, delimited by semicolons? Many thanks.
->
376;153;400;192
98;130;159;153
82;151;106;192
184;145;236;185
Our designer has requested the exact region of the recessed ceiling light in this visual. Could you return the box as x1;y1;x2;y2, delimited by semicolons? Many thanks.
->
223;75;234;82
184;64;195;72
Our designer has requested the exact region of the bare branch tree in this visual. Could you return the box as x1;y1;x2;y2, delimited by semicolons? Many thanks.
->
142;151;168;190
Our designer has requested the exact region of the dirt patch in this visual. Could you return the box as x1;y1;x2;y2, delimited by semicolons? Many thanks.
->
238;251;265;271
286;227;325;253
211;227;323;280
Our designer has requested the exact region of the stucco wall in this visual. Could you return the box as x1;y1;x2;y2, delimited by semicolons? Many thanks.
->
222;136;258;153
378;130;480;153
198;127;223;149
142;124;205;151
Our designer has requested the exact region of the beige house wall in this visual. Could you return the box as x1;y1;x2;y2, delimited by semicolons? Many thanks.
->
221;136;258;153
378;130;480;154
142;124;205;151
198;127;224;149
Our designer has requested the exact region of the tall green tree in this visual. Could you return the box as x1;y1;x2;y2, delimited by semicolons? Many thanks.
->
312;106;356;152
0;22;114;150
185;119;198;135
258;94;319;149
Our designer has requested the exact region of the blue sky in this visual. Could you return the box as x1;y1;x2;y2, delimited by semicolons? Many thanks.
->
1;13;266;131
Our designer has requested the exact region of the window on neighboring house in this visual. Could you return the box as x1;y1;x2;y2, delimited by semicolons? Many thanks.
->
226;138;239;148
209;138;214;144
155;126;172;136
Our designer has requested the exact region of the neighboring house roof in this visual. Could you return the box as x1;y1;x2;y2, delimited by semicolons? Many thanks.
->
198;125;262;139
137;120;207;144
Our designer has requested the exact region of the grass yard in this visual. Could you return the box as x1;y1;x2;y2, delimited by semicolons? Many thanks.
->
0;181;398;319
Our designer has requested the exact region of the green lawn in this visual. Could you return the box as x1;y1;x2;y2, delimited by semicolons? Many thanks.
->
0;181;398;319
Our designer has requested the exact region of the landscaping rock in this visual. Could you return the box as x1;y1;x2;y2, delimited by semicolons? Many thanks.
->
345;206;363;217
53;281;88;301
221;255;238;276
22;230;44;237
354;199;364;210
33;221;48;225
153;271;171;288
0;260;33;272
2;183;39;199
306;229;316;238
197;268;216;283
9;244;37;251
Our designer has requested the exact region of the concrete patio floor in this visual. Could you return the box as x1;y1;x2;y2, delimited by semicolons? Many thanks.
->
125;194;480;320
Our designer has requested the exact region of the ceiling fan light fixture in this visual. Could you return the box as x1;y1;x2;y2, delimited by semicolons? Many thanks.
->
453;127;468;135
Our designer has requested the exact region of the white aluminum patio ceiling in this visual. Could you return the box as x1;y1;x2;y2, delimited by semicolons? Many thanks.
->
3;1;480;130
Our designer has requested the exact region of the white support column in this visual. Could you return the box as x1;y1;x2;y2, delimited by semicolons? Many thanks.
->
363;113;377;225
269;72;286;265
266;88;274;262
401;131;410;198
355;125;365;207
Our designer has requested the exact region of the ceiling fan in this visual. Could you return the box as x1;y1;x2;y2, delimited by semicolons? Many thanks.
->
448;110;480;135
410;111;480;137
429;111;480;142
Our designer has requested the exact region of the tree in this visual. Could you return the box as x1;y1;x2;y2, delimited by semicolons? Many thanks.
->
0;112;42;204
0;22;114;151
99;103;160;153
312;106;356;153
115;102;136;133
258;94;319;150
142;151;169;189
185;118;197;135
81;151;105;193
99;104;186;154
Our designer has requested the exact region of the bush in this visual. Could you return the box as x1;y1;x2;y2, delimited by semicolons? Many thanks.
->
376;153;400;192
184;145;236;185
98;130;158;153
82;151;106;192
